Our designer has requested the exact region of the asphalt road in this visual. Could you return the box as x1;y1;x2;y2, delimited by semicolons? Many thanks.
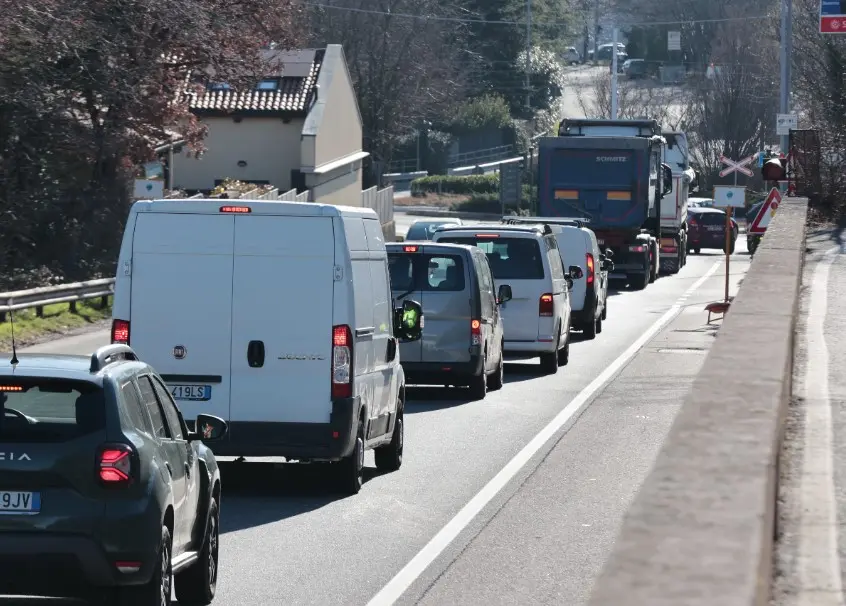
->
12;242;749;606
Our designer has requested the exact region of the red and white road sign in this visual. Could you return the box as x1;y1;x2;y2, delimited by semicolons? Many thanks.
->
748;187;781;234
719;154;755;178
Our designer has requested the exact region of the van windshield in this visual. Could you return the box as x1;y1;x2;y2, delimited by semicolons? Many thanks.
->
388;253;466;291
436;237;544;280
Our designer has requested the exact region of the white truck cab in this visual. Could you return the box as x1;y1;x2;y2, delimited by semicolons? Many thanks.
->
110;199;422;494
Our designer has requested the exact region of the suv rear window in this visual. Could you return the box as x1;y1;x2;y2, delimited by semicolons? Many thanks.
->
436;237;544;280
0;379;104;443
698;212;726;226
388;253;466;291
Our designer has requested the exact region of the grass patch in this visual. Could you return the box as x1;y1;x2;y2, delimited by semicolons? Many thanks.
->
0;296;113;349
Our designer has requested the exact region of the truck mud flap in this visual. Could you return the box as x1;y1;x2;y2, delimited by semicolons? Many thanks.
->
659;258;680;275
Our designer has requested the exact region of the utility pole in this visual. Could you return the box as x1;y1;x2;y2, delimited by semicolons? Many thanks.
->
593;0;600;62
779;0;792;154
611;27;619;119
525;0;532;111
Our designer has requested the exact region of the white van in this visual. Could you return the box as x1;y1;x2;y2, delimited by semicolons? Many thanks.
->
504;217;611;339
433;224;580;374
110;199;423;494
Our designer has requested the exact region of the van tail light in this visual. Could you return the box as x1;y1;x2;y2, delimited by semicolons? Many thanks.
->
331;325;353;399
539;294;554;317
471;319;481;346
111;319;130;345
97;444;134;486
585;253;595;285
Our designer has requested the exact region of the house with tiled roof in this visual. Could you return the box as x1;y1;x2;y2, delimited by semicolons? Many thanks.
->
169;44;367;206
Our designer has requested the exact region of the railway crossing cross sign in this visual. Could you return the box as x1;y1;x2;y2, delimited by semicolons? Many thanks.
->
719;154;755;178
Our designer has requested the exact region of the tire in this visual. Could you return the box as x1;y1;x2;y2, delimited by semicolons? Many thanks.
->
175;499;219;605
558;333;569;366
629;273;648;290
488;347;504;391
119;525;172;606
337;421;364;494
540;333;560;374
374;404;403;471
694;247;701;254
596;315;603;334
582;317;597;340
468;353;487;400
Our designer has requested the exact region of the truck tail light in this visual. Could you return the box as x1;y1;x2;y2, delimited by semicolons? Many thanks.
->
331;325;353;399
111;319;130;344
628;245;646;253
97;443;134;486
585;254;595;285
471;319;481;346
539;294;554;317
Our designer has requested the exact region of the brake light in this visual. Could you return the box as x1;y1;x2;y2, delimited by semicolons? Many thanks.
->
689;217;698;227
539;294;554;316
219;206;251;213
628;245;646;253
97;444;134;486
471;319;481;346
475;233;500;238
585;253;595;285
332;325;353;399
0;386;23;392
111;319;130;344
404;245;418;252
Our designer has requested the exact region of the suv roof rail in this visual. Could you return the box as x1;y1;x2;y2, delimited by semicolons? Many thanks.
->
90;344;139;373
503;216;590;229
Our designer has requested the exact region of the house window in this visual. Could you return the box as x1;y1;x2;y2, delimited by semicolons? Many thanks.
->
257;78;280;91
208;82;230;91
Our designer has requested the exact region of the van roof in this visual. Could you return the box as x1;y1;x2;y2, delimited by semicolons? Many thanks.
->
386;242;477;254
435;224;550;236
132;198;379;220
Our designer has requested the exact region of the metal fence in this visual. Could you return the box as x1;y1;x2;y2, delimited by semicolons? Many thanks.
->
0;278;114;322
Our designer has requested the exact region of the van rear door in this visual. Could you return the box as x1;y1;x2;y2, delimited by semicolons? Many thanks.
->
129;213;234;421
229;215;334;425
419;246;471;363
553;227;587;312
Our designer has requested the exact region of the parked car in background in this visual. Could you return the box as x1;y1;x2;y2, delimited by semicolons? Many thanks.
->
387;242;507;399
688;196;715;208
688;207;738;254
622;58;647;79
563;47;581;65
405;219;463;241
0;344;227;604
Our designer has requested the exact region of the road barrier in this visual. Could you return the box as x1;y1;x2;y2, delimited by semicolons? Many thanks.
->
0;278;115;322
588;196;809;606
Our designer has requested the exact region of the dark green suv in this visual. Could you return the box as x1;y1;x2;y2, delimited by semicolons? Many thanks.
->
0;344;227;605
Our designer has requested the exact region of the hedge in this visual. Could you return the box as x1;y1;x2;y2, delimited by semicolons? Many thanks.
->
451;192;532;215
410;174;499;196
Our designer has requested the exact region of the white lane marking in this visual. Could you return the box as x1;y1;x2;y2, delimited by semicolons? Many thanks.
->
797;246;843;605
366;258;724;606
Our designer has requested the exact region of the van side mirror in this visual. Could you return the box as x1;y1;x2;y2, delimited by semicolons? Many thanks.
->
565;276;574;289
497;284;512;304
394;299;423;342
568;265;583;279
190;414;228;442
661;163;673;197
604;248;614;258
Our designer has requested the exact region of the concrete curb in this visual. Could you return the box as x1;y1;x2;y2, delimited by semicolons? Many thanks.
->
588;197;809;606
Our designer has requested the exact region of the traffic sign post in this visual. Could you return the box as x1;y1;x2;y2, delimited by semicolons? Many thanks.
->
714;155;753;305
749;188;781;234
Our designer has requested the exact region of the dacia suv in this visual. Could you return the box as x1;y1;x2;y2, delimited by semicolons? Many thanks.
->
0;344;227;605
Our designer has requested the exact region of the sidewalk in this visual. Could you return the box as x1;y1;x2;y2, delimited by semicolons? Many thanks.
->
773;229;846;605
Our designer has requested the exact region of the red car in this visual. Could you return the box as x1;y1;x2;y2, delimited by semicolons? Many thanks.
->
687;207;738;254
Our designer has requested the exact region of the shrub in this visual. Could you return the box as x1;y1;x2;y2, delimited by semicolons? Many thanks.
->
451;193;531;215
410;174;499;196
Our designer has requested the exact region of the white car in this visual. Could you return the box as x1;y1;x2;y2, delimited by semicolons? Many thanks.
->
504;217;610;339
689;196;714;208
432;224;580;374
111;198;423;494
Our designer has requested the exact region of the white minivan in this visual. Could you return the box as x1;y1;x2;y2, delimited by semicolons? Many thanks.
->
433;223;581;374
110;198;423;494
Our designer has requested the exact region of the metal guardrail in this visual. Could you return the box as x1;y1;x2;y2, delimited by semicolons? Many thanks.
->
0;278;115;321
588;196;809;606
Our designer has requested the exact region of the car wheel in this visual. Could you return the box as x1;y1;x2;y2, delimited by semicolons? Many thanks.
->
175;499;219;605
375;403;403;471
119;525;172;606
488;346;504;391
601;298;607;321
583;317;597;340
596;315;603;334
469;353;487;400
540;332;559;374
558;332;570;366
337;420;364;494
694;247;701;254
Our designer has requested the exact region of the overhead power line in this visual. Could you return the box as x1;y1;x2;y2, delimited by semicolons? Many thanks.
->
303;2;774;28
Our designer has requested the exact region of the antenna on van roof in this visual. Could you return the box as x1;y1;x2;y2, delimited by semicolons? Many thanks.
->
9;309;18;365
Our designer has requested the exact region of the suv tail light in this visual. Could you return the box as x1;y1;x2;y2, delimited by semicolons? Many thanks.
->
97;444;134;486
332;325;353;399
628;245;646;253
585;253;595;285
471;319;481;346
111;319;130;344
539;294;554;317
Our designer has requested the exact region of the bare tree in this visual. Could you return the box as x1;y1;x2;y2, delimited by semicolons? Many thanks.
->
574;73;693;127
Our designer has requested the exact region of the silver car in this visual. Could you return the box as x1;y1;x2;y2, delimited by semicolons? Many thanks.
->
386;242;510;400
